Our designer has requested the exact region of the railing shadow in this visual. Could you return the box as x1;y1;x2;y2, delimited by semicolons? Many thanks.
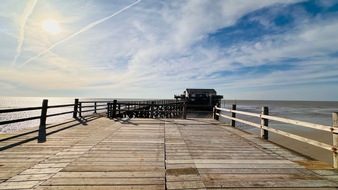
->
0;114;102;151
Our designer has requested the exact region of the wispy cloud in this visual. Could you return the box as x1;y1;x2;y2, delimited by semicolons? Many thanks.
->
12;0;37;66
20;0;141;67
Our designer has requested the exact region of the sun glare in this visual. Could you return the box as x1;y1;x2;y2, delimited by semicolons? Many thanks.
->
42;19;60;34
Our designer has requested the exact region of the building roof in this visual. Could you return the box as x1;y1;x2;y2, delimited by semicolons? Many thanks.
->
186;89;217;94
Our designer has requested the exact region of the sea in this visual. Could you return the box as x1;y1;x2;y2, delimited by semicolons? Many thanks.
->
1;97;338;164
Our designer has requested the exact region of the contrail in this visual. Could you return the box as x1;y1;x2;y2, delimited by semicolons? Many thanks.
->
20;0;141;67
12;0;38;66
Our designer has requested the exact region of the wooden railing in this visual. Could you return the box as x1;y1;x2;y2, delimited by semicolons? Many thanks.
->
0;100;77;143
107;100;187;119
214;104;338;168
0;99;112;143
77;100;110;117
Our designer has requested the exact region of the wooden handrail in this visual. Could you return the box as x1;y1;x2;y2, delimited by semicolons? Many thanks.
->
215;106;338;168
216;106;332;132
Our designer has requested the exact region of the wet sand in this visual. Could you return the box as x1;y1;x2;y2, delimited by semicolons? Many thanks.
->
240;124;333;165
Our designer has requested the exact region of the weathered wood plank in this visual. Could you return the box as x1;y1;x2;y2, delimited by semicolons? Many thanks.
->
42;178;165;186
0;181;41;189
204;179;338;188
53;171;165;178
7;174;54;181
35;185;165;190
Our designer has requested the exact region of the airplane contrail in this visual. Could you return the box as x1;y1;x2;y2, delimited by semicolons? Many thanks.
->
12;0;38;66
20;0;141;67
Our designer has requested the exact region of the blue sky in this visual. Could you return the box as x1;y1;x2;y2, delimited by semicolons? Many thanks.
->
1;0;338;100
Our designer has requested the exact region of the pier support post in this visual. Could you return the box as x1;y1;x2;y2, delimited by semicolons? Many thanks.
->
182;102;187;119
73;99;79;118
333;112;338;168
213;103;220;120
94;102;97;113
107;103;110;118
79;102;82;117
261;107;269;140
150;101;155;118
112;100;117;118
38;99;48;143
231;104;236;127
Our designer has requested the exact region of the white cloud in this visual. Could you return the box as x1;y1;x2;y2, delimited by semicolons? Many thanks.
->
1;0;337;100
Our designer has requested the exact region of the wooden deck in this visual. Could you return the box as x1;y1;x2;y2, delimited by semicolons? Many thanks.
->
1;116;338;189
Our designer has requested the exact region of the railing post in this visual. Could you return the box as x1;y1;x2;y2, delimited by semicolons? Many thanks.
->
183;102;187;119
79;102;82;117
214;103;220;120
150;101;155;118
38;99;48;143
261;107;269;140
118;103;121;115
112;100;117;118
73;99;79;118
333;112;338;168
231;104;236;127
94;102;97;113
107;102;111;118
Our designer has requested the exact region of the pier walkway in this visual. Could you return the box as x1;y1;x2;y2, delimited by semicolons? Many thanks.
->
1;116;338;189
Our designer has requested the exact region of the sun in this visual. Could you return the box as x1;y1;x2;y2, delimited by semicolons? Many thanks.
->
42;19;60;34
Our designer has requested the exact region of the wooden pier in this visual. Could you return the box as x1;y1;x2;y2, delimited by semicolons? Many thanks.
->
1;115;338;189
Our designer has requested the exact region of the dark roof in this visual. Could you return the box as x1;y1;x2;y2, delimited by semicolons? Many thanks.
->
186;89;216;94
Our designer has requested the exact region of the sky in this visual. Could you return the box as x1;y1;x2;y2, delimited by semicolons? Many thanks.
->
0;0;338;101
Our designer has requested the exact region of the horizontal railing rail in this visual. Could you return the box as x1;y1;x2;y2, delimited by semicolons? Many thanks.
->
0;104;76;126
214;105;338;168
0;106;42;113
77;101;111;117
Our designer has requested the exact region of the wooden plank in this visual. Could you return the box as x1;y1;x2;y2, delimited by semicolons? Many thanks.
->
35;185;165;190
263;115;332;132
7;174;54;181
198;168;313;174
201;173;322;181
0;181;41;189
68;161;164;166
167;159;293;164
53;171;165;178
76;157;163;162
204;179;338;188
61;165;165;172
42;178;165;186
166;181;205;189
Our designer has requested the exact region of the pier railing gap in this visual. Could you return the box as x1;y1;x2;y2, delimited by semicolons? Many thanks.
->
214;105;338;168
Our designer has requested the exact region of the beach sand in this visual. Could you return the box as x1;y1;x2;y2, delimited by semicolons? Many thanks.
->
241;125;333;165
270;130;333;164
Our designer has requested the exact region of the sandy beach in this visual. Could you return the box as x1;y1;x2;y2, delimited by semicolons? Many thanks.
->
224;119;334;165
